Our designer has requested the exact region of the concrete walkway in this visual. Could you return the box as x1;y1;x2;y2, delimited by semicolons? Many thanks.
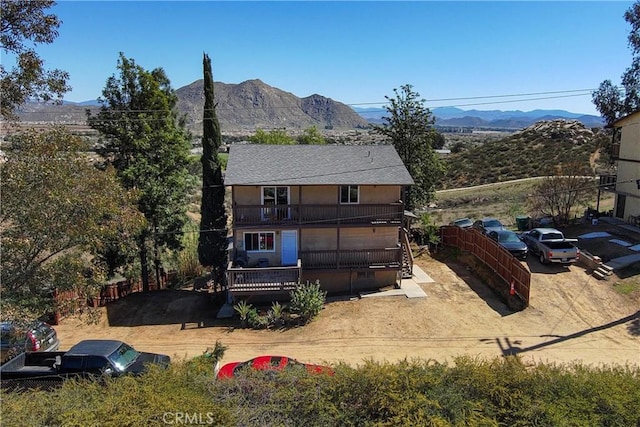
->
361;265;432;299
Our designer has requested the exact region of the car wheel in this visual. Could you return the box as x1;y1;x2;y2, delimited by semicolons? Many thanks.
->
539;253;547;265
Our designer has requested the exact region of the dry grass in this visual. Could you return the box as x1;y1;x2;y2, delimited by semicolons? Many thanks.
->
428;179;615;229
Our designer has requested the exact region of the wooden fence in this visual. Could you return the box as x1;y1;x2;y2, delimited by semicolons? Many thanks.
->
51;271;177;324
439;226;531;310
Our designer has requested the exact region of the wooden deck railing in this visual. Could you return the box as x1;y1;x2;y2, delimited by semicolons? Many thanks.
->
226;260;303;295
299;247;402;270
233;203;404;227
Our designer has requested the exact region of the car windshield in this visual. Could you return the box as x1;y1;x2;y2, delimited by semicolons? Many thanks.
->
498;232;521;243
107;343;140;371
455;219;472;226
484;220;502;228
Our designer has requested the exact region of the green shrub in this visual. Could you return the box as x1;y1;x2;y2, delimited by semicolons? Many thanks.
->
247;308;268;329
267;301;286;327
289;280;326;324
1;357;639;426
188;340;228;374
233;300;253;327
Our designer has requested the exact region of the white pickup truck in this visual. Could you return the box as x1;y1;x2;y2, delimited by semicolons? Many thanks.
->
520;228;580;265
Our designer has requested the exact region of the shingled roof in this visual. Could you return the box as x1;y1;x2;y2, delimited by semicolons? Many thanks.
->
224;144;414;186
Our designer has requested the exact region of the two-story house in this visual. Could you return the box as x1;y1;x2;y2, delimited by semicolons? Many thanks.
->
611;111;640;223
223;144;415;299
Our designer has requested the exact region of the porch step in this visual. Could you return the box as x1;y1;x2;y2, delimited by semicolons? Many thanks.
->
592;265;613;280
599;264;614;274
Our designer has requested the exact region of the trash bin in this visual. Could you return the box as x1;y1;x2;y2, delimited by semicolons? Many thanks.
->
516;216;530;231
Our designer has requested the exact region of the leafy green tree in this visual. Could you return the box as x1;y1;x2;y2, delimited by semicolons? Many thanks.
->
249;128;295;144
529;161;596;226
297;126;326;144
197;53;228;286
87;53;194;291
592;1;640;125
0;0;70;120
374;84;445;210
593;80;624;126
0;126;144;320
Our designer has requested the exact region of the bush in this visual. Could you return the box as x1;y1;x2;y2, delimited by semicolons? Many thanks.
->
289;280;326;324
171;220;206;286
2;357;639;426
233;300;253;327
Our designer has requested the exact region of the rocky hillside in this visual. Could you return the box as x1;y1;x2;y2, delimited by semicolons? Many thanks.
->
176;79;369;133
14;79;369;134
440;119;612;189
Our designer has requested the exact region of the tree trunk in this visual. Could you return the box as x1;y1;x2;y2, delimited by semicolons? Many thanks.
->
154;235;161;290
139;234;149;292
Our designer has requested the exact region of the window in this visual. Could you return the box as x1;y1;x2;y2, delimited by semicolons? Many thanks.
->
262;186;289;220
85;356;109;372
340;185;359;204
244;232;275;252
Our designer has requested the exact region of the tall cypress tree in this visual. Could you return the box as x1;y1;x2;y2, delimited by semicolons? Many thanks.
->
198;53;228;285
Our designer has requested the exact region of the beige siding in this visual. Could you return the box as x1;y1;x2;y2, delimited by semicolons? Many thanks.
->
300;186;337;204
300;228;337;250
615;112;640;221
233;186;260;205
618;115;640;160
359;186;401;203
339;227;398;250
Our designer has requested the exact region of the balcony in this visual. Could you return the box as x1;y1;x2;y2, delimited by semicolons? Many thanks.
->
232;203;404;227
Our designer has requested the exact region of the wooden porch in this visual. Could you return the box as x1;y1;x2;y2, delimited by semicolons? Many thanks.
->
226;260;303;296
226;247;404;297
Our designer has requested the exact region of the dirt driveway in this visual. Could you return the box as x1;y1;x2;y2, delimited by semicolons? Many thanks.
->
55;249;640;369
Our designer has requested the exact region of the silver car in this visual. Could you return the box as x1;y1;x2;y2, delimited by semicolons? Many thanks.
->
0;321;60;363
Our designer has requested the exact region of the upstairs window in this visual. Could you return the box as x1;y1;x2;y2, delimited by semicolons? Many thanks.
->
340;185;359;204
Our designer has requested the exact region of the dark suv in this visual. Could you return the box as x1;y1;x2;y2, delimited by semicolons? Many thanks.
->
0;321;60;363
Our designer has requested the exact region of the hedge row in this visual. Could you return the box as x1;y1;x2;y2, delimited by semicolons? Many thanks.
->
2;355;638;426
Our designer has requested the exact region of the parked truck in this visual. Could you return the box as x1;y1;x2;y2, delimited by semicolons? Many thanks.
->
0;339;170;391
520;227;579;265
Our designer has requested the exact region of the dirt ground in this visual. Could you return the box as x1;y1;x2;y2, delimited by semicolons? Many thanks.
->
55;223;640;369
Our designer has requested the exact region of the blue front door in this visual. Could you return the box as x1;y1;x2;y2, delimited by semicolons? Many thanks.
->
281;230;298;266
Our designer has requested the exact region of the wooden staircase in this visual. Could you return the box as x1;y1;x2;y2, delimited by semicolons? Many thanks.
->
592;264;614;280
400;228;413;279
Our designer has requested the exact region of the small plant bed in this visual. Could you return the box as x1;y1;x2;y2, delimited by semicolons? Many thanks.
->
233;281;327;329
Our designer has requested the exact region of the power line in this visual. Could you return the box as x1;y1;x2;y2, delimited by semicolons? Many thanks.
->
349;88;596;107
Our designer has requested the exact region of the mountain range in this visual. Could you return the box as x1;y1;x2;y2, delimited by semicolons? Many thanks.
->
354;106;604;129
15;79;604;133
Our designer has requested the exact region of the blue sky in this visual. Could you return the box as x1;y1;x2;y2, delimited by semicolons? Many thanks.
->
27;1;634;115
